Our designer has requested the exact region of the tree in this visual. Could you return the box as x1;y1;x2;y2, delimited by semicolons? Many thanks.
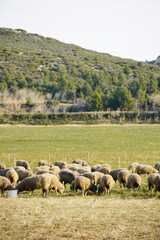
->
117;86;135;110
87;91;103;111
17;73;28;88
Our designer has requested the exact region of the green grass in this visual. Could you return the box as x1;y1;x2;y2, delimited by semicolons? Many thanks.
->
0;125;160;170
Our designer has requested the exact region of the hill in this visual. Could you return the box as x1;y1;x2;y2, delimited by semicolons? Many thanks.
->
0;27;160;113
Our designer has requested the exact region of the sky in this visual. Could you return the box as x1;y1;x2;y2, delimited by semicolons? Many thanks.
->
0;0;160;61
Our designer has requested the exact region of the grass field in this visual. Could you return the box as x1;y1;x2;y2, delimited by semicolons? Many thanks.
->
0;125;160;239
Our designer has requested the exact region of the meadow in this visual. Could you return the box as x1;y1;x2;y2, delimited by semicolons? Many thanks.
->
0;124;160;239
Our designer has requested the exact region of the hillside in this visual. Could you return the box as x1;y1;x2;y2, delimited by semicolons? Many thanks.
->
0;27;160;113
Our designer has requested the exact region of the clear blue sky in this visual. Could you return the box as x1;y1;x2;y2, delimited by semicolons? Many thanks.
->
0;0;160;61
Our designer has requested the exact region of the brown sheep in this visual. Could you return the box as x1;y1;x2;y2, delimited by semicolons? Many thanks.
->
38;160;53;167
0;168;12;177
74;176;97;196
59;169;79;187
126;173;142;190
109;168;127;182
98;175;115;195
96;167;110;175
72;159;89;167
91;164;101;172
80;172;97;184
153;175;160;192
147;173;159;192
36;169;59;179
0;176;15;197
15;175;51;197
92;172;104;185
136;164;158;175
16;160;31;171
16;169;33;182
154;163;160;171
117;170;130;188
128;162;139;173
0;163;6;170
6;169;19;186
54;161;67;169
42;173;64;195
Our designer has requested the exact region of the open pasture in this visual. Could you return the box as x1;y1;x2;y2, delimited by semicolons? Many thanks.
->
0;125;160;239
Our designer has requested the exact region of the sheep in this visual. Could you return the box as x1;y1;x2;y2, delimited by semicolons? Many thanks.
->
72;159;89;167
16;169;33;182
128;162;139;173
117;169;130;188
0;163;6;170
91;164;101;172
42;173;64;195
15;175;51;197
33;166;50;175
54;161;67;169
36;169;59;179
16;160;31;171
14;166;25;171
96;167;110;175
0;168;12;177
59;169;79;187
49;166;60;174
74;176;97;196
109;168;127;182
136;164;158;175
76;168;89;174
147;173;159;192
6;169;19;186
126;173;142;190
153;175;160;192
0;176;15;197
38;160;53;167
98;175;115;195
92;172;104;185
154;163;160;171
98;164;111;171
80;172;97;184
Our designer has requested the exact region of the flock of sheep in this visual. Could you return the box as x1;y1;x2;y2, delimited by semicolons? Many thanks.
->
0;159;160;197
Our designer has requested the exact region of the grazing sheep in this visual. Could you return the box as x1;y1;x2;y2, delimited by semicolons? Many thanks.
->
128;162;139;173
16;169;33;182
0;163;6;170
15;175;51;197
59;169;79;187
76;168;88;174
14;166;25;171
147;173;159;192
136;164;158;175
153;175;160;192
49;166;60;174
154;163;160;171
80;172;97;184
117;170;130;188
6;169;19;186
0;168;12;177
16;160;31;171
126;173;142;190
72;159;89;167
74;176;97;196
42;173;64;195
54;161;67;169
97;167;110;175
92;172;104;185
33;166;50;175
91;164;101;172
109;168;127;182
98;175;115;195
98;164;111;172
0;176;15;197
38;160;53;167
36;169;59;179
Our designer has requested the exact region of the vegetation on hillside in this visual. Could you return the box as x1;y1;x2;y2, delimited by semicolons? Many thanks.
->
0;27;160;113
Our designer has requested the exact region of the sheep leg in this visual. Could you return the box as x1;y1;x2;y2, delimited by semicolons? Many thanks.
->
55;187;58;196
82;190;85;196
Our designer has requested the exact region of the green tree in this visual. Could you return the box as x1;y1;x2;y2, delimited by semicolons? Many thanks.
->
117;86;135;110
87;91;103;111
17;73;28;88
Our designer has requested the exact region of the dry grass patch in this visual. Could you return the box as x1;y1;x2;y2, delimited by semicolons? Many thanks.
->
0;197;160;240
